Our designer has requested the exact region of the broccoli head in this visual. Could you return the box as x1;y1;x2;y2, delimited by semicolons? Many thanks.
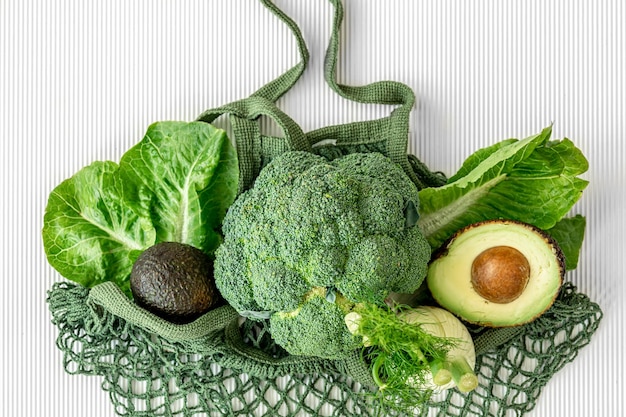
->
214;151;432;359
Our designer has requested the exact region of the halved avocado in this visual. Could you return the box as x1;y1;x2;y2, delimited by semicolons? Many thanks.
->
427;220;564;327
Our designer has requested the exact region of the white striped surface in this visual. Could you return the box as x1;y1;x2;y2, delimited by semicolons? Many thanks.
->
1;0;624;416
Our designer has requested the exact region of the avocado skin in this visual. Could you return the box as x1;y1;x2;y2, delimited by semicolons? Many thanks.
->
130;242;218;324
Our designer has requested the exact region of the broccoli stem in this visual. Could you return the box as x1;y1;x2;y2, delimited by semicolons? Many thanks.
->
446;357;478;392
429;359;452;386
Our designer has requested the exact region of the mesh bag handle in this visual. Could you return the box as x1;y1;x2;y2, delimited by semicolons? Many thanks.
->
197;0;442;191
196;0;313;192
250;0;310;103
196;96;311;193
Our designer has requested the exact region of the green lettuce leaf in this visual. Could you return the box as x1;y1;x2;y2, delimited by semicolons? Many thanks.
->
42;121;238;296
42;161;156;295
417;126;589;250
119;121;238;253
546;215;586;270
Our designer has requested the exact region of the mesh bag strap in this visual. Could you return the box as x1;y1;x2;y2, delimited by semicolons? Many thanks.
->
197;0;433;191
87;282;239;343
195;0;312;192
196;96;310;192
313;0;420;184
251;0;310;103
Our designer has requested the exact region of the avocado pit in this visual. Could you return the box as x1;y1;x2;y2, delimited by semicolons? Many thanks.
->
470;246;530;304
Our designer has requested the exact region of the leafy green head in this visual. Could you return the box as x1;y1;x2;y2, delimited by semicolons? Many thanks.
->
43;121;239;297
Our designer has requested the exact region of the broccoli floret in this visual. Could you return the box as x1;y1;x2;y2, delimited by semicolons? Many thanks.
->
214;151;432;359
269;289;361;358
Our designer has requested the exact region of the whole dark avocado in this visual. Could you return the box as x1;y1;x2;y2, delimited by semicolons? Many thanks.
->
130;241;219;324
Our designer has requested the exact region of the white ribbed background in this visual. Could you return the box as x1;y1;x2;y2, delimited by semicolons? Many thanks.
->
1;0;624;416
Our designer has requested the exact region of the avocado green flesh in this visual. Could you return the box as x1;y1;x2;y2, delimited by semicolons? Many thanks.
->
427;221;562;327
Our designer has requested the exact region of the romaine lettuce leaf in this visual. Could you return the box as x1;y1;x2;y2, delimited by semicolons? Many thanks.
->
42;161;156;295
42;121;238;297
546;215;586;270
417;126;589;250
118;121;238;253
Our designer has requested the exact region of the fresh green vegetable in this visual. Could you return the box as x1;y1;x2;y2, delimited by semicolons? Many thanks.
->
43;160;155;296
119;122;238;252
43;121;238;297
346;305;477;392
345;304;476;412
417;126;589;251
214;151;433;359
545;215;586;270
399;306;477;392
269;288;360;358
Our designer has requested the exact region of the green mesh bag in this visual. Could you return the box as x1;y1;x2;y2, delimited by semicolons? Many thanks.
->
46;0;603;416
